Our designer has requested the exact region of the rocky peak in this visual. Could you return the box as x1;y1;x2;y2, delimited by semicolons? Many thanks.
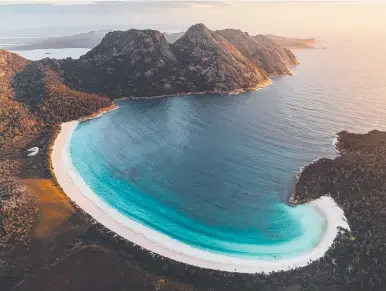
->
179;23;212;38
171;25;268;93
83;29;175;63
174;23;222;50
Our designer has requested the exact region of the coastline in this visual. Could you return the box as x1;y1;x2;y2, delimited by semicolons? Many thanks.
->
51;119;350;274
116;79;272;100
289;157;323;205
79;103;118;121
289;134;341;205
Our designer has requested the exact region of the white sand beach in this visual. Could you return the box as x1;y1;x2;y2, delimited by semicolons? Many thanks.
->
52;121;350;273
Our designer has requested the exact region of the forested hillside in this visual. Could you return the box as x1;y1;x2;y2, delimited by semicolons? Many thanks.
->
0;49;112;153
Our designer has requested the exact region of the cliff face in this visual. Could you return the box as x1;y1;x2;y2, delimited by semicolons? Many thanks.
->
44;24;269;98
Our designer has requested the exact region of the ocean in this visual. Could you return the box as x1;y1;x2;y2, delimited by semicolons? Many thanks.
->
68;39;385;265
8;48;90;61
0;40;89;60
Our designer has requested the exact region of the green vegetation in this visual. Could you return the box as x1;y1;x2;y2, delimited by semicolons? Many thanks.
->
293;130;386;289
0;49;112;253
0;49;112;154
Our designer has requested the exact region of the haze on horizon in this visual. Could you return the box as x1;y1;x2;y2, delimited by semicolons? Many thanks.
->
0;1;385;40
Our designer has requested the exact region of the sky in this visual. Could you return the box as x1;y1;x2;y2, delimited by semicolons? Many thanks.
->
1;1;385;39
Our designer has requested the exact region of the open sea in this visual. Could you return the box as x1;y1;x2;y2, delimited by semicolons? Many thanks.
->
68;39;386;261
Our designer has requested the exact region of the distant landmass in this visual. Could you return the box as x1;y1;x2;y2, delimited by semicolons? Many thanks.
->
265;34;320;49
7;28;319;52
6;30;111;51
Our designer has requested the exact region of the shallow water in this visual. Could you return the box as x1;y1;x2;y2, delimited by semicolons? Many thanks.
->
70;40;386;260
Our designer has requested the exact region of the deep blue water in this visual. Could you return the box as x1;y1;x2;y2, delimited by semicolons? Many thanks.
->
70;41;386;259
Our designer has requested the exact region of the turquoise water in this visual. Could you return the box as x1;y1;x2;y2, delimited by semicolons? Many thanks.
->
70;41;386;259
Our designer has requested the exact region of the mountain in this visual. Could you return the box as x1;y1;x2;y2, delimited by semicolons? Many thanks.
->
162;32;184;44
7;30;110;51
3;28;316;53
43;29;181;97
0;49;112;152
266;34;319;49
1;24;300;150
217;29;298;76
44;24;269;98
172;24;267;92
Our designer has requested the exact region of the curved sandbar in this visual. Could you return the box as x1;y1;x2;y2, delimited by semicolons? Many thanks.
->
52;121;350;273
